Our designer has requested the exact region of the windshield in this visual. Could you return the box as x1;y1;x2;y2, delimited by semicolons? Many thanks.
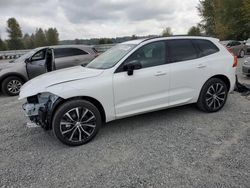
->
86;44;136;69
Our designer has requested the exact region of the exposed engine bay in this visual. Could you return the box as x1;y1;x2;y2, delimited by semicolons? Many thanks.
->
22;93;59;129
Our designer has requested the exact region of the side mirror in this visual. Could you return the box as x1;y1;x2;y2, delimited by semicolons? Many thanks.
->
25;58;31;64
123;60;142;76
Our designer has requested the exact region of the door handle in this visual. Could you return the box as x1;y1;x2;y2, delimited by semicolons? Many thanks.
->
196;64;206;69
155;71;167;76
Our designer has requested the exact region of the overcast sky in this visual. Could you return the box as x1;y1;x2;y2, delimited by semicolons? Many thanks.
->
0;0;200;40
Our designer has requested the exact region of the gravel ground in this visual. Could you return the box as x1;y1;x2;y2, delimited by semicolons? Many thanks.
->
0;58;250;188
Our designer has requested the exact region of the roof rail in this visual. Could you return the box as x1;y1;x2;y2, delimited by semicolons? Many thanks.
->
139;34;214;44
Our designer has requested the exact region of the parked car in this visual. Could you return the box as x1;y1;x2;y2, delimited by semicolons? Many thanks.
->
245;38;250;54
242;57;250;77
220;40;246;58
0;45;98;96
20;36;236;146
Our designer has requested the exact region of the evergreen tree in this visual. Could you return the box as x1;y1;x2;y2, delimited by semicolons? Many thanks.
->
162;27;173;37
34;28;47;47
187;26;202;36
0;38;7;51
22;33;31;49
45;28;59;46
6;18;24;50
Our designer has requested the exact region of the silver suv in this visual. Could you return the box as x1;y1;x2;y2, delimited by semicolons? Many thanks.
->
0;45;98;96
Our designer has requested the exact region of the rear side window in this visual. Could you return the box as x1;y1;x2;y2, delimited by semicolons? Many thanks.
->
54;48;88;58
193;39;219;57
167;39;197;63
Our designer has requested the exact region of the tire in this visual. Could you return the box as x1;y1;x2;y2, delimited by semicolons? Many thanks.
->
197;78;228;112
247;75;250;77
52;100;102;146
239;50;245;58
1;76;24;96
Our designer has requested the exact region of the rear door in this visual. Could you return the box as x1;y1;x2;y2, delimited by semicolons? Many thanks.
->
54;48;91;69
167;39;213;106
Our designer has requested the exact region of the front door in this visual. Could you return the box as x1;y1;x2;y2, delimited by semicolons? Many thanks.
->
26;48;47;79
113;41;170;118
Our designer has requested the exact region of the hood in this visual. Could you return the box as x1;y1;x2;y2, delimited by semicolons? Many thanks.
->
0;61;19;69
19;66;104;99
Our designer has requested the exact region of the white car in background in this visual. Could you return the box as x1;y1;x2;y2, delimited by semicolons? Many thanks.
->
20;36;236;146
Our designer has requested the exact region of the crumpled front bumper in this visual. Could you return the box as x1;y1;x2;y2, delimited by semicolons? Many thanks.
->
22;102;47;125
22;93;59;129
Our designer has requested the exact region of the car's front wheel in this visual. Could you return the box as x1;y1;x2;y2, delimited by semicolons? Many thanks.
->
52;100;102;146
1;76;24;96
197;78;228;112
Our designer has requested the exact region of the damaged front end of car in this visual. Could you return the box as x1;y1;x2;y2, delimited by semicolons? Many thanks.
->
22;93;61;130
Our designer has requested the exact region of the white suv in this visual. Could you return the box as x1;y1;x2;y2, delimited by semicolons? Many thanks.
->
20;37;236;146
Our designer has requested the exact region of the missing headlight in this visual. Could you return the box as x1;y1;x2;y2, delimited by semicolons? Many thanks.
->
27;95;39;103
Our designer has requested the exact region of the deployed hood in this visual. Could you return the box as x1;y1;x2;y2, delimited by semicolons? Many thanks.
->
19;66;104;99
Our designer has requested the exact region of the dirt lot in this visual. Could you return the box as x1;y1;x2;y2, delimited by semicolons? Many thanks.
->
0;58;249;187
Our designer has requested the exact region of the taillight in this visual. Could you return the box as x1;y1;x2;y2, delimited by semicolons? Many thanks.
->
233;56;238;67
227;48;233;54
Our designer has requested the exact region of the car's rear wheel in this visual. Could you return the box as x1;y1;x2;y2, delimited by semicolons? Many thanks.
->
239;50;245;58
1;76;24;96
197;78;228;112
52;100;101;146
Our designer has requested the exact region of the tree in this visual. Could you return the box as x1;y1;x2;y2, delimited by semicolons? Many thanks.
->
162;27;173;37
22;33;31;49
187;26;202;36
131;35;138;40
242;0;250;39
197;0;216;36
198;0;250;40
98;38;113;44
6;18;24;50
74;39;81;44
98;38;106;44
106;38;113;44
0;38;7;51
34;28;47;47
45;28;59;46
29;34;35;49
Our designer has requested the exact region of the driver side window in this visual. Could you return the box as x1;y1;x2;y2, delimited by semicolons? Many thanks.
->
124;41;166;69
31;49;46;61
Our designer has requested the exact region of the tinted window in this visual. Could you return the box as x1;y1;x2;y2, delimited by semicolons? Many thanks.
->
54;48;88;58
234;41;241;46
168;39;197;62
124;41;166;68
193;39;219;57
